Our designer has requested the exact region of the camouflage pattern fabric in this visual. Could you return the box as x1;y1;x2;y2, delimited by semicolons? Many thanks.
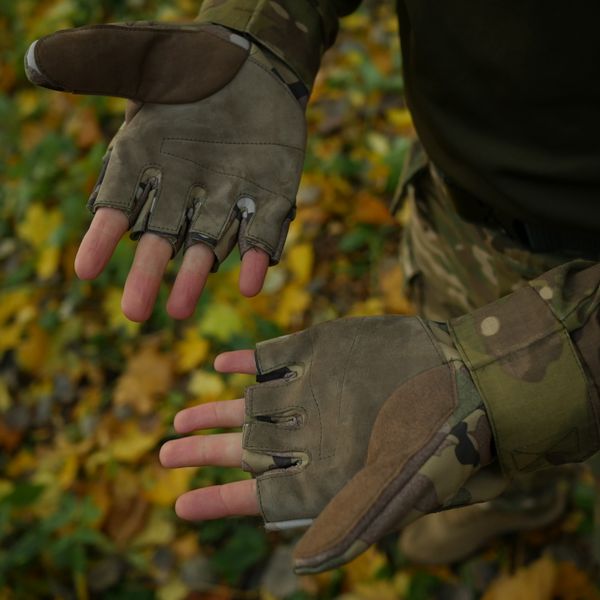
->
196;0;360;90
242;315;495;573
398;146;600;485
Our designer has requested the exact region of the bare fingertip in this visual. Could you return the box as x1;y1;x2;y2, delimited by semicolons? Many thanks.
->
172;411;187;433
174;494;193;520
158;442;171;467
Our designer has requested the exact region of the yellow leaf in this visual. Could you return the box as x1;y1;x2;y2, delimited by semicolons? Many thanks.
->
157;579;187;600
554;560;600;600
114;343;174;414
0;480;14;501
102;288;141;335
387;107;413;129
483;556;556;600
0;323;23;354
379;264;414;314
58;453;78;489
0;378;11;411
16;323;49;372
143;463;195;507
111;421;164;463
172;533;200;560
37;245;61;279
348;298;384;317
344;546;387;588
187;370;225;402
17;203;62;249
6;449;36;477
351;191;396;225
132;508;176;547
199;303;245;342
274;284;311;328
286;243;314;285
0;289;33;325
175;328;210;373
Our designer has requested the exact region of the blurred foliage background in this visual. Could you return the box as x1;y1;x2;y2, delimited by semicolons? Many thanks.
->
1;1;600;598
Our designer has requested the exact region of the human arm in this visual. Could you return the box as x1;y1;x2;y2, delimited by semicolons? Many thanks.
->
25;1;360;321
160;259;600;573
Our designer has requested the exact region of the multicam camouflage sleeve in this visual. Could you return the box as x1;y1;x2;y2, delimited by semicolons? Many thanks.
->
240;260;600;573
196;0;362;91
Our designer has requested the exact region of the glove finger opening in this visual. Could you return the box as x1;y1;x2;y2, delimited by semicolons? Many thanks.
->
87;147;113;211
238;201;296;266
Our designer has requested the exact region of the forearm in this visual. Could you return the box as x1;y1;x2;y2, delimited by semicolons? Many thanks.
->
449;260;600;476
196;0;362;90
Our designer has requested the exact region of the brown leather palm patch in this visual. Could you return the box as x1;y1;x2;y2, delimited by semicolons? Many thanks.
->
294;364;456;570
32;24;249;103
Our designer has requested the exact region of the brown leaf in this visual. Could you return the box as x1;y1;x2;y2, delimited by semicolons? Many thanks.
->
114;343;174;415
483;555;556;600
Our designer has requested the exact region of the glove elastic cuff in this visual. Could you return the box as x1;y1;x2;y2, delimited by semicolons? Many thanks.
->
449;284;599;477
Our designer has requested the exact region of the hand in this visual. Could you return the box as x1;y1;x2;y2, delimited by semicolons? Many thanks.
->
159;350;259;519
160;317;495;574
75;209;269;321
26;22;306;321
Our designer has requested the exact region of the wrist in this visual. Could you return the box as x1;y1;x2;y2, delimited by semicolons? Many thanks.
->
449;284;600;477
196;0;329;92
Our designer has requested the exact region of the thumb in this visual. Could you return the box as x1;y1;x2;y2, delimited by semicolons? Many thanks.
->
292;364;458;574
24;23;249;103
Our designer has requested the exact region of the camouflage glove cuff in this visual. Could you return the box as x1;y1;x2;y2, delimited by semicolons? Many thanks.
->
196;0;337;91
25;22;306;267
242;316;494;573
449;264;600;477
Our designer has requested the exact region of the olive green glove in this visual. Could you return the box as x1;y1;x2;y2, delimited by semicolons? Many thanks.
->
244;316;495;573
245;263;600;574
25;22;306;267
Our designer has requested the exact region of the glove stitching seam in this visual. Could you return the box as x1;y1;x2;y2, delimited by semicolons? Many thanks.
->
298;392;455;558
308;326;324;460
331;319;365;460
299;363;457;557
36;26;248;98
160;147;293;206
162;137;303;152
246;54;307;114
189;197;240;249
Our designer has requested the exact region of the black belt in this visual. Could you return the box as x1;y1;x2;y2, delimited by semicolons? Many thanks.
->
441;175;600;257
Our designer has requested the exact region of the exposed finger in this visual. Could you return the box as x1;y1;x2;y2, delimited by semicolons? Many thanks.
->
214;350;257;374
239;247;270;297
74;207;128;279
160;432;243;468
173;399;245;433
175;479;259;520
121;233;172;321
167;242;215;320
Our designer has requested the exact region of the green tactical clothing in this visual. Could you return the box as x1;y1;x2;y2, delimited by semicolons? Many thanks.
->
198;0;600;476
198;0;600;234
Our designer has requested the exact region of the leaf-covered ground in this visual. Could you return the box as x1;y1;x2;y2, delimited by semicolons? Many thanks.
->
1;1;600;598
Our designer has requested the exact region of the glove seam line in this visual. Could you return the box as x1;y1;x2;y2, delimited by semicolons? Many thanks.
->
297;397;454;558
162;136;303;152
160;148;294;207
